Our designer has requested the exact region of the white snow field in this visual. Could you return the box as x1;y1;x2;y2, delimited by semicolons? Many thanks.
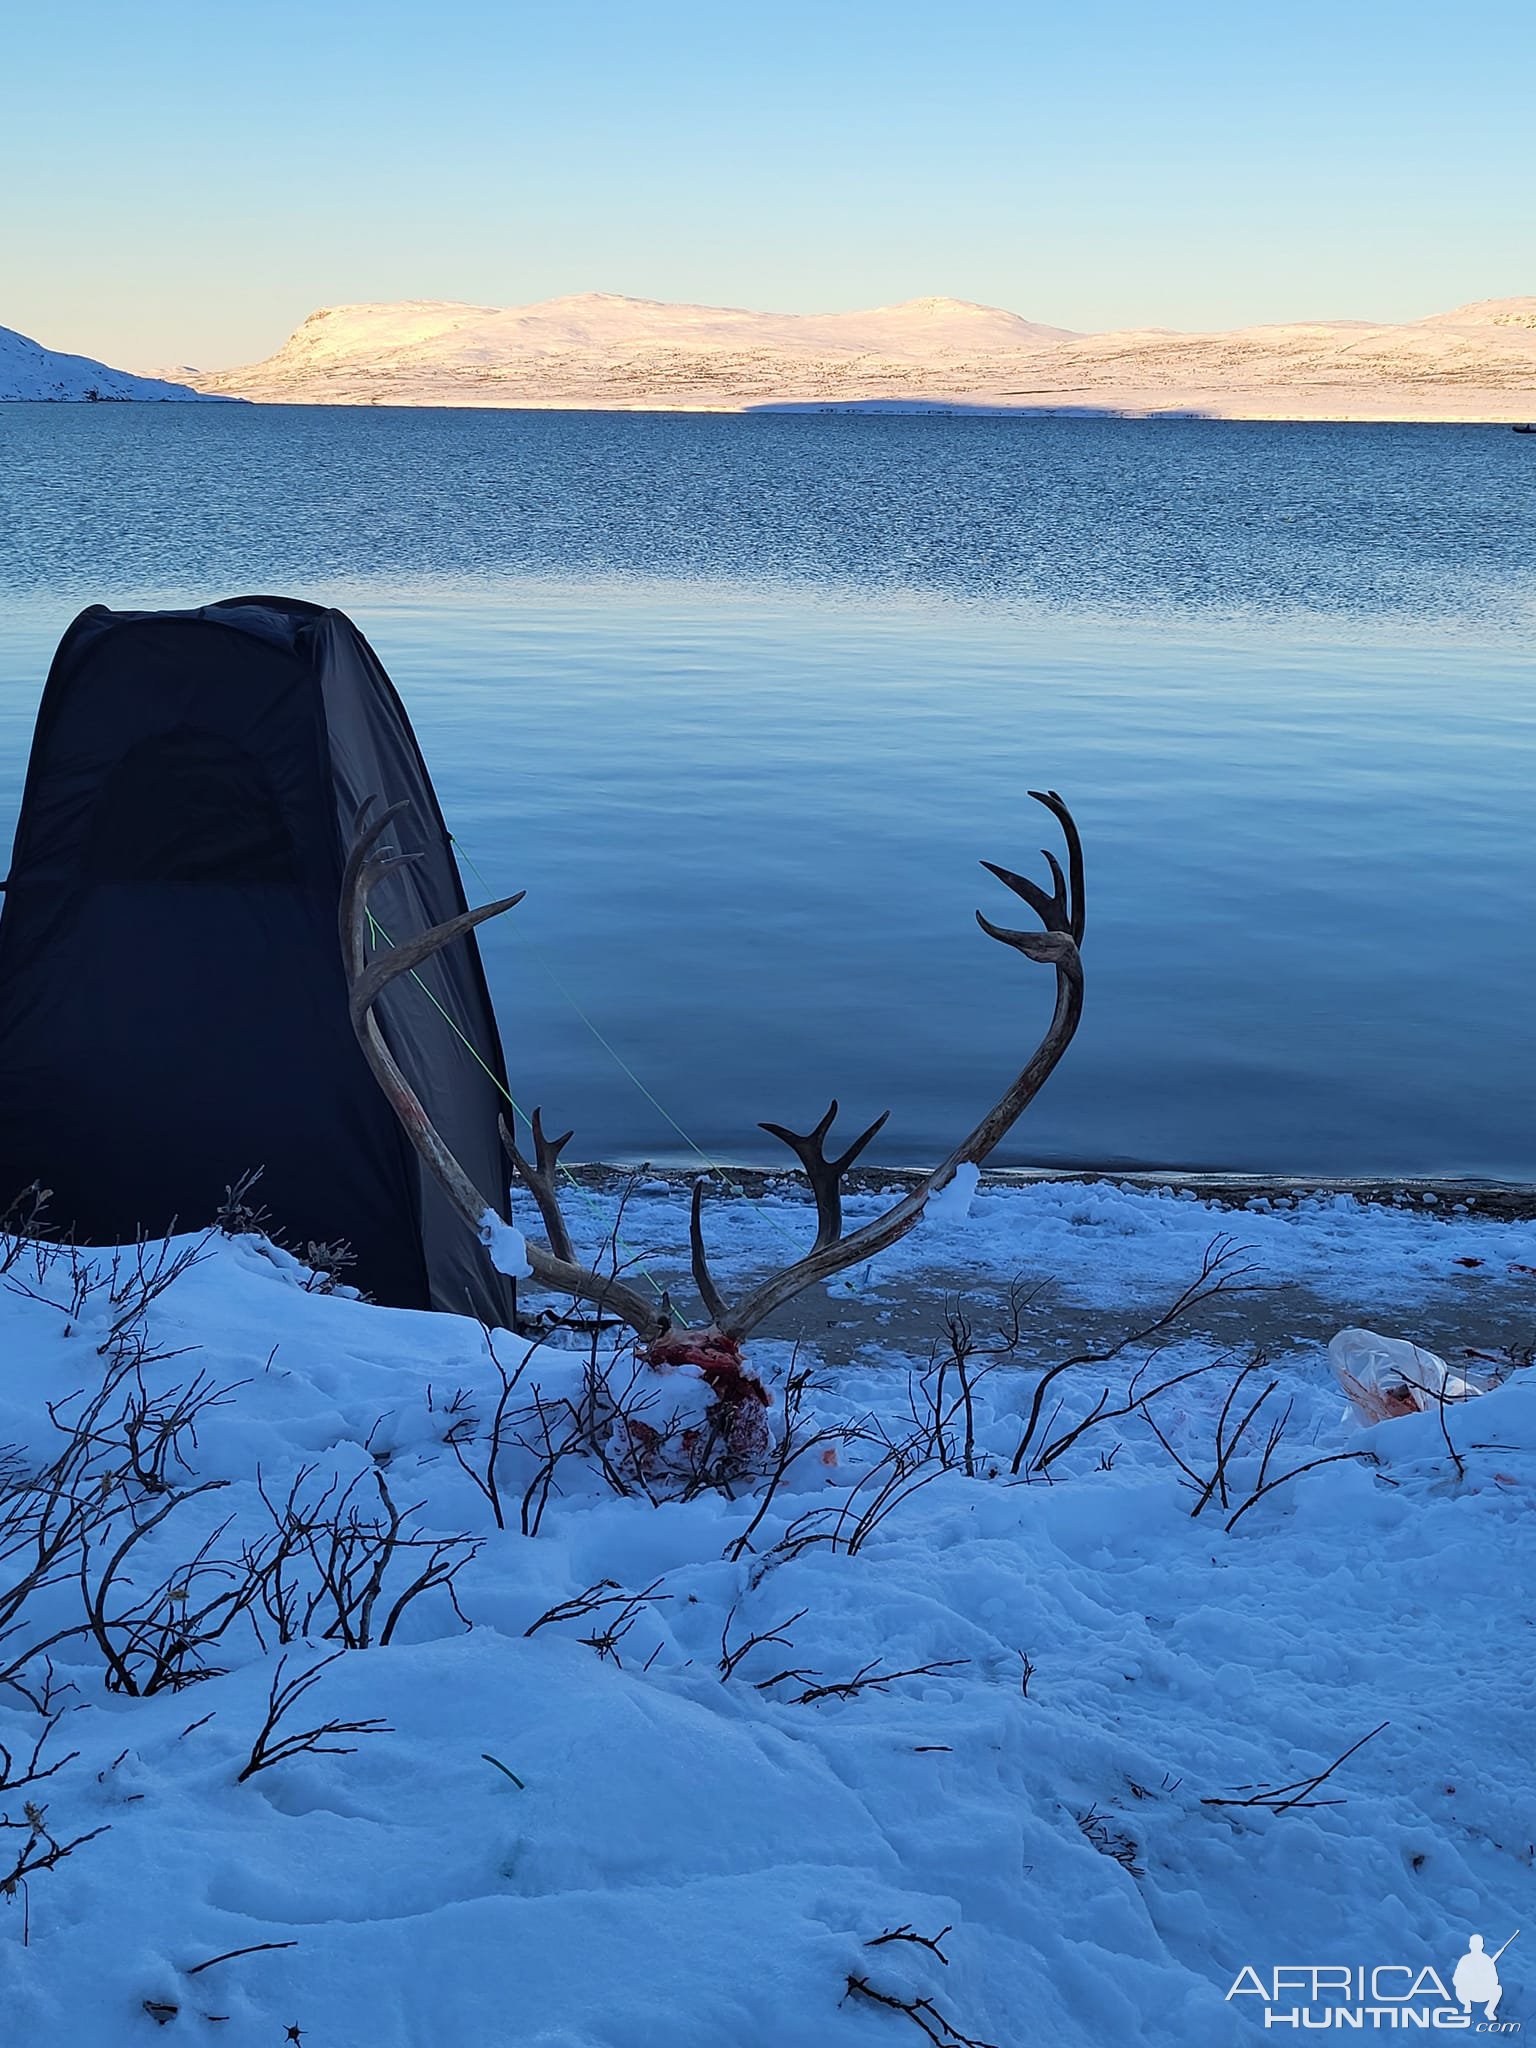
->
0;1178;1532;2045
188;291;1536;420
0;323;216;403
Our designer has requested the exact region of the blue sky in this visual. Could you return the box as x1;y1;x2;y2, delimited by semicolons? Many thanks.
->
3;0;1532;368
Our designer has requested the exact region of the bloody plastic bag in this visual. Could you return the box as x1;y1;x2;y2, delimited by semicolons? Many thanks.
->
1328;1327;1479;1425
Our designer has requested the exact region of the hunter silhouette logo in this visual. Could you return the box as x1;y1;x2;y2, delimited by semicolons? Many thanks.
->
1228;1929;1521;2030
1453;1934;1515;2022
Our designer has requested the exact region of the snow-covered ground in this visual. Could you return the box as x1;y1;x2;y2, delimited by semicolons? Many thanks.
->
0;323;217;403
0;1180;1531;2044
188;292;1536;420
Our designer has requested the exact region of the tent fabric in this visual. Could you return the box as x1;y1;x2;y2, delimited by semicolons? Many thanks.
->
0;596;517;1327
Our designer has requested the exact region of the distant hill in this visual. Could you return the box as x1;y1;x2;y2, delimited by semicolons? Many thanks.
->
0;323;223;402
1417;297;1536;330
204;292;1078;381
147;291;1536;420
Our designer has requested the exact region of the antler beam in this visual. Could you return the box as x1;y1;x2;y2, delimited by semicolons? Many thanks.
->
690;789;1085;1340
339;797;666;1340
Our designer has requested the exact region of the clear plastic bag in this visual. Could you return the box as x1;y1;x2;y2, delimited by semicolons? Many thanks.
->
1328;1327;1479;1424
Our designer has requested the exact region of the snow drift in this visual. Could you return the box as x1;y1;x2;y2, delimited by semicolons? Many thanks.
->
0;1177;1530;2043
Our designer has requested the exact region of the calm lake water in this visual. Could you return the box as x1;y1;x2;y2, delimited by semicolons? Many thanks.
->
1;403;1532;1178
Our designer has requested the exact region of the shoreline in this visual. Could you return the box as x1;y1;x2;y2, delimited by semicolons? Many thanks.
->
134;393;1536;424
8;393;1533;424
571;1162;1536;1220
536;1166;1536;1366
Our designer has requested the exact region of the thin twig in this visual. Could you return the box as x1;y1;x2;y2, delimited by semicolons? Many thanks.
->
186;1940;299;1976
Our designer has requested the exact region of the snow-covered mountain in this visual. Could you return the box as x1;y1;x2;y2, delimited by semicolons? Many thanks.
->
189;291;1082;407
189;290;1536;419
0;322;221;402
213;292;1076;376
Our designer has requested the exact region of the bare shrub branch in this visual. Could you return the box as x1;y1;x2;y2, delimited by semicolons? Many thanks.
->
718;1603;808;1682
867;1924;953;1965
185;1938;299;1974
0;1801;110;1943
1223;1451;1371;1533
785;1657;967;1705
1202;1722;1388;1814
524;1578;668;1667
252;1466;479;1651
442;1324;538;1529
844;1973;997;2048
1077;1804;1144;1877
1010;1236;1262;1476
237;1651;391;1783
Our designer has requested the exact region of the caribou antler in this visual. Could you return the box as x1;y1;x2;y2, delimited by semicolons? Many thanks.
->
339;797;666;1339
758;1102;892;1253
340;788;1084;1355
690;788;1085;1339
499;1108;576;1265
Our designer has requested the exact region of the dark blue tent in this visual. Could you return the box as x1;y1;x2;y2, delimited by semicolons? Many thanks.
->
0;596;515;1325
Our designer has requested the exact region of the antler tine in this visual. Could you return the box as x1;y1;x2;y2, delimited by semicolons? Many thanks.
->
350;891;527;1025
1040;846;1069;908
979;857;1068;933
689;1179;730;1326
339;797;412;973
339;795;665;1341
1028;787;1084;943
759;1100;891;1253
341;794;526;1017
974;912;1080;965
499;1109;577;1266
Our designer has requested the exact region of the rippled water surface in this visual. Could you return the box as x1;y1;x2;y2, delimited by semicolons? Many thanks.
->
2;403;1532;1176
